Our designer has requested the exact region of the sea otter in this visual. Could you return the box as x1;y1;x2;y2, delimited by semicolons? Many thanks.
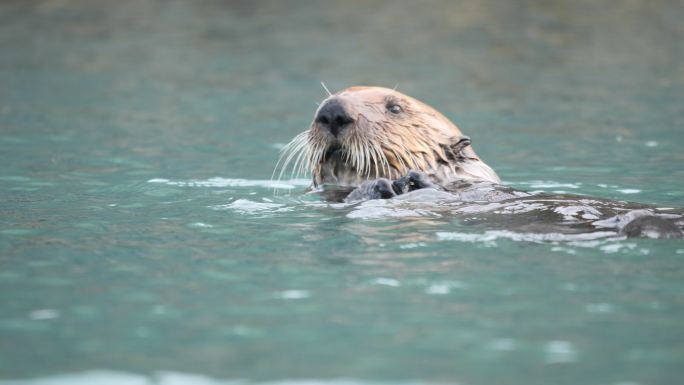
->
276;86;517;201
275;86;683;238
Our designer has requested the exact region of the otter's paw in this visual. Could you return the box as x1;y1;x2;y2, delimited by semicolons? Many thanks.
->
392;171;436;195
344;178;397;202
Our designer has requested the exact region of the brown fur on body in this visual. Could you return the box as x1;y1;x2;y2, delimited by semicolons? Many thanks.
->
277;86;500;190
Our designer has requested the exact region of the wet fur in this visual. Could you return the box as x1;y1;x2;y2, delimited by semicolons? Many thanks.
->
275;86;500;189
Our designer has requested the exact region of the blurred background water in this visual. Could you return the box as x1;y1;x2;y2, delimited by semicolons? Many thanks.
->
0;1;683;384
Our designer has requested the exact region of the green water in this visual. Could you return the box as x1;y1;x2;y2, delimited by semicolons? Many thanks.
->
1;1;683;384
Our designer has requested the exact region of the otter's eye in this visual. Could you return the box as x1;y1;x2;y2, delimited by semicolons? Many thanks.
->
388;104;403;114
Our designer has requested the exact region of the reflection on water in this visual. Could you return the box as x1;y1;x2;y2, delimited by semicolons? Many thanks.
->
1;0;683;384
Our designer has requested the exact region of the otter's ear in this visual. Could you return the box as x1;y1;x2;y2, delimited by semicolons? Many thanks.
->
441;136;472;161
442;136;472;161
450;136;471;154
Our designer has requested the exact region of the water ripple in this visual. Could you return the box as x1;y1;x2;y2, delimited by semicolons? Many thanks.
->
148;177;310;190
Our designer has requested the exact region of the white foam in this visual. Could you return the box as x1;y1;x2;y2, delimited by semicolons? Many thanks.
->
599;243;636;254
544;340;578;364
372;278;401;287
399;243;427;249
28;309;60;321
346;203;440;219
551;246;577;255
425;284;451;295
189;222;214;228
425;281;465;295
210;199;291;215
508;180;581;189
275;290;311;300
147;178;310;190
436;230;617;245
0;371;455;385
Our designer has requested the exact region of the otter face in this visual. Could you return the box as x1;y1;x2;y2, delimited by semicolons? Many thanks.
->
276;86;500;188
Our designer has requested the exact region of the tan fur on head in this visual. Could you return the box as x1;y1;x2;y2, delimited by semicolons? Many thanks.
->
276;86;500;188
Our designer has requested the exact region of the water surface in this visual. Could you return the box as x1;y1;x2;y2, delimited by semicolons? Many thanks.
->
1;1;683;384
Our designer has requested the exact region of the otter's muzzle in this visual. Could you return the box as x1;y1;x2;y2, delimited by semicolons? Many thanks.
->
315;99;353;137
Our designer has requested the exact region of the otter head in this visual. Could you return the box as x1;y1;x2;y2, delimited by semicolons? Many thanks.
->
277;86;500;189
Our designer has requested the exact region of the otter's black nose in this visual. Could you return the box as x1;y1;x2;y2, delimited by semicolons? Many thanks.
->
315;100;353;137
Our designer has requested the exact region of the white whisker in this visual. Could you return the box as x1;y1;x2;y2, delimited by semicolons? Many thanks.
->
363;140;372;177
391;148;407;177
273;131;310;181
379;145;391;178
320;81;332;97
310;142;324;176
372;144;382;177
351;137;359;175
308;144;319;171
291;145;309;179
372;140;382;176
355;139;362;174
347;138;354;171
359;140;367;177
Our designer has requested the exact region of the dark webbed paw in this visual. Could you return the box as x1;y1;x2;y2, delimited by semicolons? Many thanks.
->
344;172;436;202
344;178;397;202
371;179;397;199
392;171;436;194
